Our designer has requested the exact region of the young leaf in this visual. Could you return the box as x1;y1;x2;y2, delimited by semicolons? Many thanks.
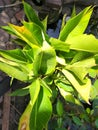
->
71;5;76;18
60;14;66;31
66;6;93;40
23;1;43;29
59;6;93;41
41;16;48;32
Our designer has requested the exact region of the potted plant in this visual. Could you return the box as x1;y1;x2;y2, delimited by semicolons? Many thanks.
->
0;1;98;130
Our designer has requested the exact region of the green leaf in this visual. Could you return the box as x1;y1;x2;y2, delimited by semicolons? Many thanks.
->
95;119;98;128
41;16;48;32
1;25;16;35
30;87;52;130
23;21;43;46
72;116;82;126
24;49;34;63
50;38;70;52
93;80;98;89
90;86;97;100
90;80;98;99
62;69;91;103
29;78;40;107
67;34;98;53
58;87;75;103
94;54;98;64
33;41;56;75
18;102;33;130
8;24;40;49
59;6;93;41
12;38;27;47
40;79;52;97
66;7;93;41
0;56;33;75
23;1;43;29
0;62;29;82
71;51;93;64
71;5;76;18
66;57;96;81
0;49;27;63
10;86;29;96
24;46;41;62
56;99;64;116
60;14;66;31
56;56;66;65
89;69;97;78
55;80;74;92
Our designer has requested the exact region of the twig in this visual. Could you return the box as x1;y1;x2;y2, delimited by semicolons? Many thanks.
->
0;1;22;8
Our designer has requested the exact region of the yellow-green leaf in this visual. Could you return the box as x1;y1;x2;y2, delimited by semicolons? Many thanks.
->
62;69;91;103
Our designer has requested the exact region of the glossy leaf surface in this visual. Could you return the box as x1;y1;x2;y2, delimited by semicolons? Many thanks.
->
33;41;56;75
59;6;93;41
30;87;52;130
62;69;91;103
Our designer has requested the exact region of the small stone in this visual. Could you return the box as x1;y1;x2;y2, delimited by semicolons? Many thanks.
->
5;8;16;19
11;17;17;24
0;29;9;43
0;11;10;25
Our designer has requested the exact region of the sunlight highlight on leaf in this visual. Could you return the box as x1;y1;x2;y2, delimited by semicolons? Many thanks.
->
62;69;91;104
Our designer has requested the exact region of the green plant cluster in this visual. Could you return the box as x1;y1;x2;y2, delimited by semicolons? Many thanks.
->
0;2;98;130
